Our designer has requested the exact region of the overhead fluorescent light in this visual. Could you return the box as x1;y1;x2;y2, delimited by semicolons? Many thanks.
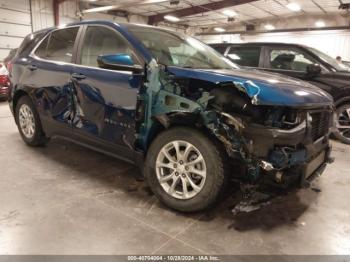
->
265;24;275;30
286;3;301;11
222;9;238;17
82;0;169;13
83;5;118;13
214;27;226;32
315;20;326;27
164;15;180;22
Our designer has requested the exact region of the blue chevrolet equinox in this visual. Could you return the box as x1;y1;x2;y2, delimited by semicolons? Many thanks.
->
8;21;334;212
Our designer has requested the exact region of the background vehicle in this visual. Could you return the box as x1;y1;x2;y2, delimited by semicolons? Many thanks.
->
9;21;333;212
211;42;350;144
0;63;9;100
343;61;350;67
3;48;17;68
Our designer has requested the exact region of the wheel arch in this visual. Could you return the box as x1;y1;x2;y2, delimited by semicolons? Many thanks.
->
144;112;226;156
12;90;31;122
335;96;350;108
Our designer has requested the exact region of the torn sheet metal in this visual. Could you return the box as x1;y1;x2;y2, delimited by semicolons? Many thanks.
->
166;66;333;107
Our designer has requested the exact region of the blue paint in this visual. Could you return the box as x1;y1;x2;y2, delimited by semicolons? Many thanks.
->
166;66;333;107
98;54;134;66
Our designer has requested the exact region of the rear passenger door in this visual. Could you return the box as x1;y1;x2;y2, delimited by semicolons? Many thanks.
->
225;46;262;68
71;25;143;157
25;26;80;136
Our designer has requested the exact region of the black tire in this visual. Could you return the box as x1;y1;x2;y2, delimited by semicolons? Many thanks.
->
334;103;350;145
144;127;229;212
15;95;49;146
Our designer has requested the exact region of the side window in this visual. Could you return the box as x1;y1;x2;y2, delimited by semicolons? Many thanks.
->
212;46;228;55
34;36;49;58
81;26;136;68
226;46;261;67
269;49;316;72
35;27;79;62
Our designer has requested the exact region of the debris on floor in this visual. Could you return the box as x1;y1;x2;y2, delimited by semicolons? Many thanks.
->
231;184;273;215
311;187;322;193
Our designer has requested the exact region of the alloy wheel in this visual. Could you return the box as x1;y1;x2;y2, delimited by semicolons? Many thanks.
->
337;107;350;140
18;104;36;139
155;140;207;200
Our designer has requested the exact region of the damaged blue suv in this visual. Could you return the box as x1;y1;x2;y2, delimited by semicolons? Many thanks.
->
9;21;333;212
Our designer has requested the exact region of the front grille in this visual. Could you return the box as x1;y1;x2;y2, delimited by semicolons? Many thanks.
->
310;111;331;141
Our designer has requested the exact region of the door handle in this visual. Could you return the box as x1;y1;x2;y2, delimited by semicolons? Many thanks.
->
71;73;86;80
28;64;37;71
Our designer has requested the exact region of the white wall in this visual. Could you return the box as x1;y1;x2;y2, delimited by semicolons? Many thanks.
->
0;0;32;61
30;0;148;29
82;12;148;24
199;30;350;61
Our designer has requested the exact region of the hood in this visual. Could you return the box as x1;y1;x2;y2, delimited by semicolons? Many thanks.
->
167;66;333;108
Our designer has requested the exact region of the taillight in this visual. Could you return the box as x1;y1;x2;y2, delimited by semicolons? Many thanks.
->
0;75;9;87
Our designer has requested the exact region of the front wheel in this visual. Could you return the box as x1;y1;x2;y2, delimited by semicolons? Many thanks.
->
334;103;350;144
144;127;228;212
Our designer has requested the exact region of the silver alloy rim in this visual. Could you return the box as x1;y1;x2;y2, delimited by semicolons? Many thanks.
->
18;104;36;139
337;107;350;139
155;140;207;200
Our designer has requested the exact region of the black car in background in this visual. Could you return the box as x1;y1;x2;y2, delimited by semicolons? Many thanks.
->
211;42;350;144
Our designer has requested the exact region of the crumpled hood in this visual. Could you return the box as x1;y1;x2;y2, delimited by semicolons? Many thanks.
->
167;66;333;108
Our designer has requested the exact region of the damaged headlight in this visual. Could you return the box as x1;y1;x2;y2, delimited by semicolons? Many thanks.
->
263;108;306;130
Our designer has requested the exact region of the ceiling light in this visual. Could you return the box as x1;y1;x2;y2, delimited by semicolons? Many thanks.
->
82;0;169;13
315;20;326;27
164;15;180;22
214;27;226;32
222;9;238;17
83;5;118;13
287;3;301;11
265;24;275;30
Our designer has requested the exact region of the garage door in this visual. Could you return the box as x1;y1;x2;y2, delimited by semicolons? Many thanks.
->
0;0;32;61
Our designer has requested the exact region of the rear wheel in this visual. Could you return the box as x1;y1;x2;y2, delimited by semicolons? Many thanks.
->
144;127;228;212
334;103;350;144
15;95;48;146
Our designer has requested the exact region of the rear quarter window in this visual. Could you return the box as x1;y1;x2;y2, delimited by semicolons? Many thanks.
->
17;31;47;56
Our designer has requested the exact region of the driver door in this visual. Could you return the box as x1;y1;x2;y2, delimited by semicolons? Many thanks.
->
71;25;143;157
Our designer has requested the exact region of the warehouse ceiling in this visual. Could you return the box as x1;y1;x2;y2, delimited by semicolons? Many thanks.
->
81;0;350;29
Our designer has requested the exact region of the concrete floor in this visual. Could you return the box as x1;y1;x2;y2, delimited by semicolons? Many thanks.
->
0;101;349;255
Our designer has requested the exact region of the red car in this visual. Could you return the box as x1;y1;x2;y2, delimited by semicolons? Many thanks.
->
0;63;10;100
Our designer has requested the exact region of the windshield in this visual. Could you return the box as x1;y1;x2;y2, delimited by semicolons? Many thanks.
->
307;46;350;72
127;25;238;70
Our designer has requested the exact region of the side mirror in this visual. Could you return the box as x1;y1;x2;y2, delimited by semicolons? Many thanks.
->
306;63;321;77
97;54;143;73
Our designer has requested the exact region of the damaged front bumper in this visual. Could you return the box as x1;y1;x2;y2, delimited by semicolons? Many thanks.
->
259;143;333;188
217;108;334;188
238;110;333;187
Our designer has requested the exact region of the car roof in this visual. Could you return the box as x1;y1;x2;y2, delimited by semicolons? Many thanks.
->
63;20;173;32
210;42;309;48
